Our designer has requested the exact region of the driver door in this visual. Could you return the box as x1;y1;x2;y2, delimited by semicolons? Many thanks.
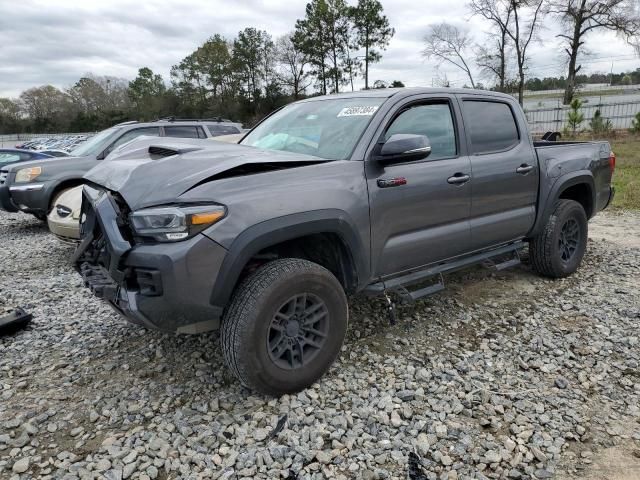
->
365;97;473;277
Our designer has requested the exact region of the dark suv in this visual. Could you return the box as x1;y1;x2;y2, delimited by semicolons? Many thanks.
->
0;118;243;220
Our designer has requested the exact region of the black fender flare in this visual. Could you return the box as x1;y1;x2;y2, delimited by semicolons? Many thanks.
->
209;209;370;308
529;171;595;238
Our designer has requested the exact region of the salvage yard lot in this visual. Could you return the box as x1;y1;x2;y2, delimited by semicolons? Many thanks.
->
1;210;639;480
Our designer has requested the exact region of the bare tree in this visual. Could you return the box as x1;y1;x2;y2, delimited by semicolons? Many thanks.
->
423;23;476;88
475;40;510;89
548;0;640;104
469;0;514;91
506;0;545;105
275;33;310;98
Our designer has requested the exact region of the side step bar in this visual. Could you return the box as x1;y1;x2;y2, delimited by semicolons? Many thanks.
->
493;256;521;271
364;241;524;299
403;279;445;302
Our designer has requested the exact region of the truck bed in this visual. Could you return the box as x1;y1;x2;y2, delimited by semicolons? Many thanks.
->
533;140;613;217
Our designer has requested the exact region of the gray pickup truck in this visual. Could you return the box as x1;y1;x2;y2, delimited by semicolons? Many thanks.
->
73;88;615;395
0;119;243;220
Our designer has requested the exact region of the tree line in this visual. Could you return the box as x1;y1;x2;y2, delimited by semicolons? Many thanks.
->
1;0;639;134
0;0;394;134
525;68;640;91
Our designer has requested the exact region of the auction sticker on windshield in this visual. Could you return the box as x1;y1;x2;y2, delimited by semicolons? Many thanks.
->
337;106;379;117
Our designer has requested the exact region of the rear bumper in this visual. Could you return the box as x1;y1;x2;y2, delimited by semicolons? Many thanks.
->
75;186;227;333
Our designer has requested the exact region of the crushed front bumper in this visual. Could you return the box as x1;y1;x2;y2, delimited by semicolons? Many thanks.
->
74;185;227;334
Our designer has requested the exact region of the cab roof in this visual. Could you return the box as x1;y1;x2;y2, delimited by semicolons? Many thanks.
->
298;87;516;103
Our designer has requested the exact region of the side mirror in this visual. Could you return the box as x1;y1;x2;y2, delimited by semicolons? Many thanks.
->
377;134;431;164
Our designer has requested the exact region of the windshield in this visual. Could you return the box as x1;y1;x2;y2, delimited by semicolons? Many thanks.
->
70;127;122;157
241;97;385;160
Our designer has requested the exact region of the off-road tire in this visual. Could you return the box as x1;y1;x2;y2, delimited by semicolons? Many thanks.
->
221;258;348;396
530;199;588;278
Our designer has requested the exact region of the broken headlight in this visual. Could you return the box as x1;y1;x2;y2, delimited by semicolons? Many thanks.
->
129;205;226;242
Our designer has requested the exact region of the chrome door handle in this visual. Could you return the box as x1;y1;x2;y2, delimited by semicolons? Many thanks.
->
516;164;534;174
447;173;470;185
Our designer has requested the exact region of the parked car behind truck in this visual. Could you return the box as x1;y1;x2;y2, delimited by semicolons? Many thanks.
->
74;88;614;395
47;134;245;242
0;118;243;220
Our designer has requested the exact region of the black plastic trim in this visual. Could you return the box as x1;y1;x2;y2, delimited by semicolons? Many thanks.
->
209;210;369;308
528;172;596;238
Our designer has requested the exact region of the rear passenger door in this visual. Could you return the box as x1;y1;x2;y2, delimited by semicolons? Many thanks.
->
459;98;538;250
366;97;473;276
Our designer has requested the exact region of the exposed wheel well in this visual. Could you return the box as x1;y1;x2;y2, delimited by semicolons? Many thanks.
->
49;180;84;211
558;183;593;218
239;233;358;294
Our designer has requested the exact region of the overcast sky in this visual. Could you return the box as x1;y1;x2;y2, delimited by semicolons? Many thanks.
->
0;0;638;98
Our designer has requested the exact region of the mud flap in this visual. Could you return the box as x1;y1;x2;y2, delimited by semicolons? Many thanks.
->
0;307;33;335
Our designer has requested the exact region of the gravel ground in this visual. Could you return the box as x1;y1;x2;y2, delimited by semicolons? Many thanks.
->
1;210;639;480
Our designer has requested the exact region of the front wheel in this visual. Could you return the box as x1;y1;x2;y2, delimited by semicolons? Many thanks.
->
529;199;588;278
221;258;348;396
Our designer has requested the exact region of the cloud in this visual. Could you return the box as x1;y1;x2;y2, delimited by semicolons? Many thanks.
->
0;0;636;98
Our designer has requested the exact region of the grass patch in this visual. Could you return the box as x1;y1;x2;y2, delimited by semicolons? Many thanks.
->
611;138;640;210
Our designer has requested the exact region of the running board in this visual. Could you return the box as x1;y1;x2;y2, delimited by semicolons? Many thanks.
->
364;241;524;295
402;279;445;302
494;257;521;271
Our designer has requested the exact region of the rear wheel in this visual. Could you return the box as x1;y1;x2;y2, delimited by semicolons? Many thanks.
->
529;199;588;278
221;258;348;396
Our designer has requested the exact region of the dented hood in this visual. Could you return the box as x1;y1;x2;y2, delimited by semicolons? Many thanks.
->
83;138;327;210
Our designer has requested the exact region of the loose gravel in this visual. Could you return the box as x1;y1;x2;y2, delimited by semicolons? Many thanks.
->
1;210;639;480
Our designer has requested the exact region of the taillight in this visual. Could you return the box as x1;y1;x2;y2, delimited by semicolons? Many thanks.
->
609;152;616;174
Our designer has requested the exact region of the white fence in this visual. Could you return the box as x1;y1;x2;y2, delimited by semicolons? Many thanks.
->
524;100;640;134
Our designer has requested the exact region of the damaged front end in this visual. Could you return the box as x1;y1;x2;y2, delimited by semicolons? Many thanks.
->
73;183;227;334
73;184;141;321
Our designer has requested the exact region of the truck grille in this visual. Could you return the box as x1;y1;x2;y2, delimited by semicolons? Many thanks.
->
0;171;7;186
79;200;112;270
75;186;133;286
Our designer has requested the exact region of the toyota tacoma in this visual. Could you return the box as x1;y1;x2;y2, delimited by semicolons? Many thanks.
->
73;88;615;395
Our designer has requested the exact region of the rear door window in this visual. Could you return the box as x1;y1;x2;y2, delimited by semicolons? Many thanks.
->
208;125;241;136
383;102;457;160
462;100;519;154
164;126;204;138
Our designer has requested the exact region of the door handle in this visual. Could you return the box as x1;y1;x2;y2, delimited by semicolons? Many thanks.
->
516;164;534;174
447;173;470;185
